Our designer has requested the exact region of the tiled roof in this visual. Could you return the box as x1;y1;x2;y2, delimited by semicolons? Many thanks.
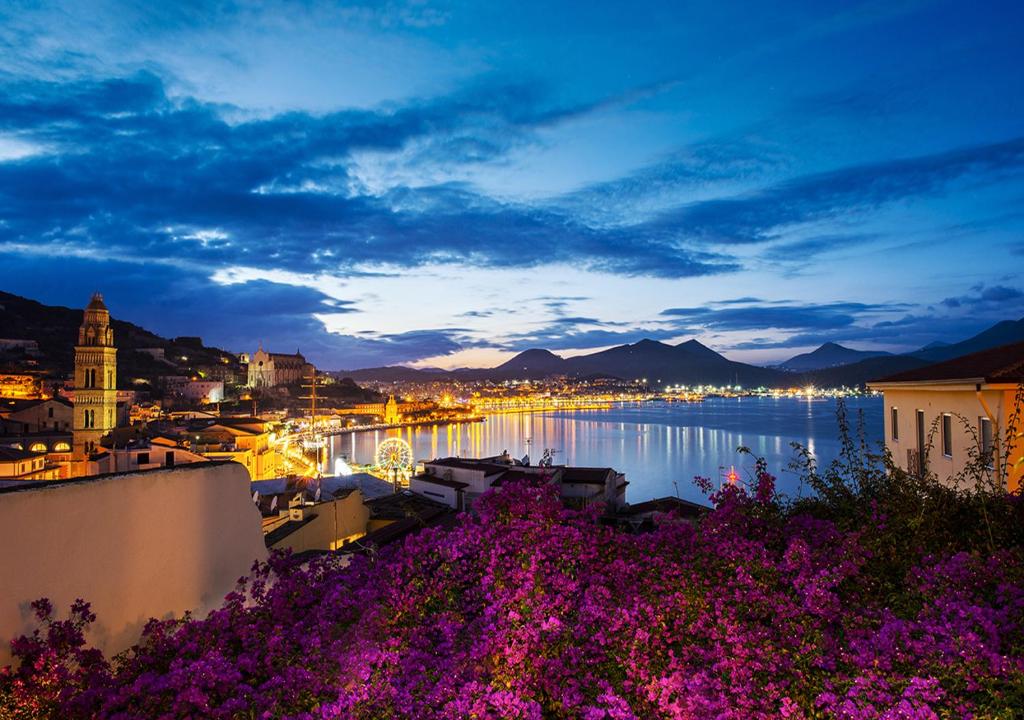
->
622;496;709;518
411;474;469;489
560;467;615;485
0;446;45;461
871;341;1024;384
424;457;509;474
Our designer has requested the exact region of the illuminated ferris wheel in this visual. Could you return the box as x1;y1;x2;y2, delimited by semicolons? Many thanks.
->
375;437;413;484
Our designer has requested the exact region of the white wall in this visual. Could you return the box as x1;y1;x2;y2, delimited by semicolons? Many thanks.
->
0;462;267;666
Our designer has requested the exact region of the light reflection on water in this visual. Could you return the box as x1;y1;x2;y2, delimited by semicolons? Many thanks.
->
328;397;883;504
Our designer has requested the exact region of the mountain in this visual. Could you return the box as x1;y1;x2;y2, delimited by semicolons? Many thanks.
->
911;318;1024;363
562;339;786;387
779;342;890;372
489;349;567;380
802;355;930;388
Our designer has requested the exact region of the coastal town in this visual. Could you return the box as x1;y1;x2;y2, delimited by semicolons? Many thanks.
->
2;1;1024;716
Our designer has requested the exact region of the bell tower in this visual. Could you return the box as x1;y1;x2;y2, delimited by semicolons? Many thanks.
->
73;293;118;461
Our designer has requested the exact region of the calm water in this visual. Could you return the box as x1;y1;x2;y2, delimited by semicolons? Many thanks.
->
328;397;883;505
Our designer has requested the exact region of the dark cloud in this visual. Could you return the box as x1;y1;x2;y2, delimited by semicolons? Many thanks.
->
660;301;904;333
941;284;1024;309
0;254;465;368
659;137;1024;244
0;71;737;280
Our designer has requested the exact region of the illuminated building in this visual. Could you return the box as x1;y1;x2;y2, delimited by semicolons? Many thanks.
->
869;341;1024;492
383;394;400;424
0;374;41;399
72;293;118;461
246;346;313;388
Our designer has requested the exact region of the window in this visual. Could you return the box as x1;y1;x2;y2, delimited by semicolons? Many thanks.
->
942;413;953;457
916;410;926;475
29;442;47;453
47;407;54;418
53;442;70;452
137;452;149;465
890;407;899;441
979;417;994;468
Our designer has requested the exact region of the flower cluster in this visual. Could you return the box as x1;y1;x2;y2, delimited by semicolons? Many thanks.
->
2;465;1022;719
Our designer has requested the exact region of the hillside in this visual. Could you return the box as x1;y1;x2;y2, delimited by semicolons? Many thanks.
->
0;291;239;386
779;342;890;372
911;317;1024;362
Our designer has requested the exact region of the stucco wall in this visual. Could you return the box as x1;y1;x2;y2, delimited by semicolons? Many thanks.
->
0;462;268;666
269;491;370;553
882;386;1022;492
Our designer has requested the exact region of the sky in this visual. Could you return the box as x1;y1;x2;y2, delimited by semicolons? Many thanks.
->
1;0;1022;370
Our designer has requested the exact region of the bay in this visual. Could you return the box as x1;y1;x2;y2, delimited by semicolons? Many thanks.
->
328;396;883;505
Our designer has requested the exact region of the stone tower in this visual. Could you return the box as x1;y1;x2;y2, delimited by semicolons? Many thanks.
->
73;293;117;460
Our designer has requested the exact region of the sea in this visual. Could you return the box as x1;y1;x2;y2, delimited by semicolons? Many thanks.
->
327;396;884;505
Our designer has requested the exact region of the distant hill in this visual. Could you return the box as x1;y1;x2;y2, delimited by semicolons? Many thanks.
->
342;339;789;387
0;291;239;386
910;317;1024;363
489;349;568;380
779;342;890;372
803;355;930;388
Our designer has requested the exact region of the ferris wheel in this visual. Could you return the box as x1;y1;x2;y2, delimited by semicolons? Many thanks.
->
375;437;413;482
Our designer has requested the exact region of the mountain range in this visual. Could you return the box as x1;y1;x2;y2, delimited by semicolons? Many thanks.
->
342;317;1024;388
2;290;1021;389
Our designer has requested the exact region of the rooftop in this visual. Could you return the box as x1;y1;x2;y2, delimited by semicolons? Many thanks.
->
424;457;510;474
871;341;1024;385
411;473;470;490
0;446;45;462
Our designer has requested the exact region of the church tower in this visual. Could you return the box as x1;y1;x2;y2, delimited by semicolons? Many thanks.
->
73;293;118;460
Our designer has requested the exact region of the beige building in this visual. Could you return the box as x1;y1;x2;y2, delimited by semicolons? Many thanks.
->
73;294;118;461
870;342;1023;492
260;488;370;553
0;462;267;665
0;446;59;481
246;347;313;388
3;397;73;432
412;455;629;511
191;417;280;480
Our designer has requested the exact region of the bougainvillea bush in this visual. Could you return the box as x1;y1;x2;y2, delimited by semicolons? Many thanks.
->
2;454;1023;719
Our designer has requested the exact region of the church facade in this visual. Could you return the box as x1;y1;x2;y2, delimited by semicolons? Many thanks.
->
73;293;118;461
246;347;313;388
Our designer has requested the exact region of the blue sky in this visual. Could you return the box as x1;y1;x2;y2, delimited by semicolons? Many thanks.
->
1;0;1022;369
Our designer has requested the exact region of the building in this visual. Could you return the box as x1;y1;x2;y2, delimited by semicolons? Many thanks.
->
189;416;280;480
185;380;224;403
411;454;629;512
869;341;1024;492
94;443;209;475
0;373;41;399
246;347;313;388
1;397;73;432
0;446;59;481
73;293;118;461
0;463;267;665
0;339;41;357
384;394;400;424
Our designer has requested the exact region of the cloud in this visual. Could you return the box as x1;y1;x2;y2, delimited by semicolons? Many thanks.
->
0;71;738;280
658;136;1024;244
761;233;881;262
941;284;1024;308
660;300;904;333
0;253;467;368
